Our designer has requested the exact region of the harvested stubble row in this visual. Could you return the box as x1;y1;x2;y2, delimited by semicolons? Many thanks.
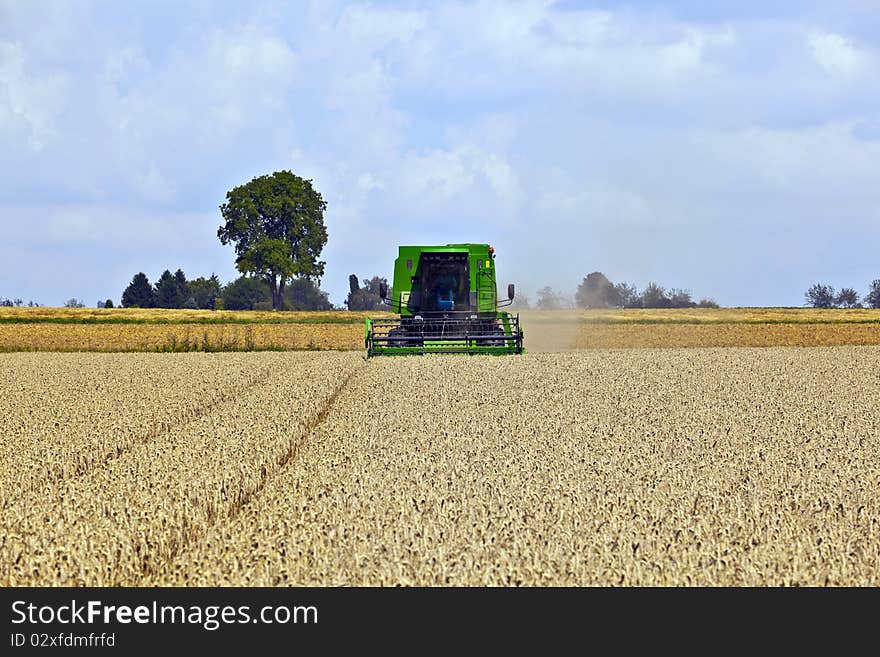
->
0;352;363;586
0;353;277;503
155;348;880;586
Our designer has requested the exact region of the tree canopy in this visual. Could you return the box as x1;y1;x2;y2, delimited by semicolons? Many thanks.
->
575;272;616;308
866;280;880;309
568;273;703;309
805;283;836;308
218;171;328;310
836;287;860;308
221;276;271;310
121;272;155;308
346;275;389;311
536;286;563;310
285;277;333;311
155;270;184;308
189;274;222;310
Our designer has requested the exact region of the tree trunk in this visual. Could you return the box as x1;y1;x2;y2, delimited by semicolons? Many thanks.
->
277;278;286;311
268;275;279;311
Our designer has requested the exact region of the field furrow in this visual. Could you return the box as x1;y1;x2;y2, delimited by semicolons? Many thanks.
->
153;348;880;586
0;353;278;503
0;352;363;586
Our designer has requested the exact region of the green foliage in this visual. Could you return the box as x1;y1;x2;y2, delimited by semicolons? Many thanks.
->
805;283;836;308
174;269;189;302
221;276;271;310
573;272;708;309
155;270;185;309
866;280;880;309
641;282;670;309
536;286;563;310
615;283;641;308
697;298;720;308
836;287;861;309
346;275;388;311
284;277;334;310
218;170;328;310
64;298;85;308
575;272;616;309
104;299;114;309
121;273;156;308
668;288;696;309
189;274;222;309
2;298;40;307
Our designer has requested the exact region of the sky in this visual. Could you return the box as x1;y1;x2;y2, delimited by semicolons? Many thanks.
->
1;0;879;308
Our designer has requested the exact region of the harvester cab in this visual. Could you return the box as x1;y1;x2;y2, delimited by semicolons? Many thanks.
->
365;244;524;356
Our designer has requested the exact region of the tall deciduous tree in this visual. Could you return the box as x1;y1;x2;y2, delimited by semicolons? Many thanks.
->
575;272;615;309
536;286;562;310
835;287;860;308
668;288;696;308
218;171;328;311
614;282;641;308
640;282;669;308
805;283;836;308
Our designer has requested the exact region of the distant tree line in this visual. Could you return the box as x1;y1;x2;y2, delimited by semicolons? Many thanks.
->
521;273;718;310
120;270;334;311
0;297;41;307
805;280;880;309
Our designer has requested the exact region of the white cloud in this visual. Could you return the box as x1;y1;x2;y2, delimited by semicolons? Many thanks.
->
394;145;520;210
102;46;151;86
398;148;474;202
808;31;870;79
389;4;737;100
0;40;69;150
702;122;880;194
478;153;520;208
1;2;880;307
356;172;383;192
337;4;427;47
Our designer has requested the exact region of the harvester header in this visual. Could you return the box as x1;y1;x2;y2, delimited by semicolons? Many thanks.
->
365;243;524;357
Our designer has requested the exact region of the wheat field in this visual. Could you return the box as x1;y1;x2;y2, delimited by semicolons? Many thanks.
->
0;322;363;352
1;307;878;351
2;348;878;586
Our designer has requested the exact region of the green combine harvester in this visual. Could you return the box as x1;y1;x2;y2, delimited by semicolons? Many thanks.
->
365;243;524;357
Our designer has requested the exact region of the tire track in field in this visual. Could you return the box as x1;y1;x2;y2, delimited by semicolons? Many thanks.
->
1;353;365;586
0;362;277;505
135;362;363;583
